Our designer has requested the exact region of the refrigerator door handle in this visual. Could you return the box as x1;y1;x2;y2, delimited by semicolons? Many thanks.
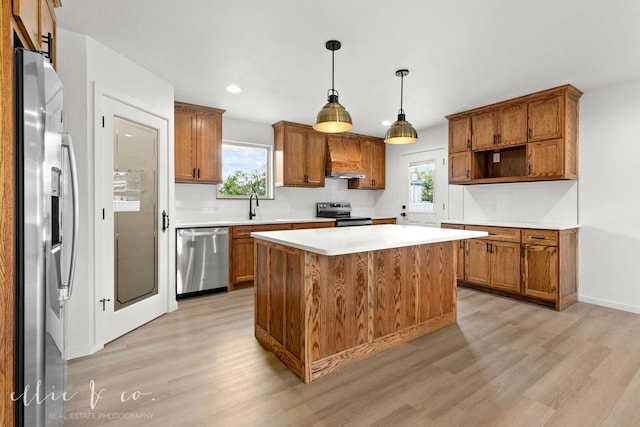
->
60;133;78;300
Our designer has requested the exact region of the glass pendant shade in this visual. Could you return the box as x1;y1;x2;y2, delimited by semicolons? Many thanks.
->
385;69;418;144
313;93;353;133
314;40;353;133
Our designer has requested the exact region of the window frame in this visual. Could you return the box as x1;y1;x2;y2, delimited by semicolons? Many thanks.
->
216;140;274;200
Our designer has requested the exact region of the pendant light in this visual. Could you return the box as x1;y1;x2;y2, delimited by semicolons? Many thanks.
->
313;40;353;133
384;69;418;144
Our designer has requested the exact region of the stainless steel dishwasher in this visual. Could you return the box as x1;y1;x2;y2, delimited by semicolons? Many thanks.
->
176;227;229;298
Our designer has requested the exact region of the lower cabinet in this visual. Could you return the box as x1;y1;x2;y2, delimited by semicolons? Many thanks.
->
442;223;578;310
228;221;335;290
228;224;292;290
371;218;397;225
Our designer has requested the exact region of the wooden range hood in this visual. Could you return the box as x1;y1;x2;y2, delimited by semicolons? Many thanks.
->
325;136;365;179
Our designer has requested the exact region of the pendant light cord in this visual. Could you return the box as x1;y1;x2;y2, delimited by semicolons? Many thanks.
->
331;48;335;95
399;73;404;115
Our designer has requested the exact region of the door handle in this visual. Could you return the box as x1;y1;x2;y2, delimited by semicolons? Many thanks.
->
162;210;170;232
60;134;78;301
99;298;111;312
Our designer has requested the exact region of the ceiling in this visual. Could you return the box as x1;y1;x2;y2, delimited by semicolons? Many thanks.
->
56;0;640;137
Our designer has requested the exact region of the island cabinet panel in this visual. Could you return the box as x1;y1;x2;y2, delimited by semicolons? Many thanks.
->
417;242;456;321
370;247;417;338
309;252;368;360
254;239;457;383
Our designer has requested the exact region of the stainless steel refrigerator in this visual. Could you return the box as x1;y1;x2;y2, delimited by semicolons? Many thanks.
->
14;49;78;426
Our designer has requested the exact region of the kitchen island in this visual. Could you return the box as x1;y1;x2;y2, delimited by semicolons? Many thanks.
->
251;224;487;382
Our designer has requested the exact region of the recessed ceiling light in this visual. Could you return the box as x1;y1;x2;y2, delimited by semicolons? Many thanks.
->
124;133;133;137
381;120;391;126
225;84;242;94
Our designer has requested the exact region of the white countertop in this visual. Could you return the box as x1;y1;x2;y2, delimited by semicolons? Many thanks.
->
251;224;488;256
175;217;336;228
440;219;580;230
175;216;398;229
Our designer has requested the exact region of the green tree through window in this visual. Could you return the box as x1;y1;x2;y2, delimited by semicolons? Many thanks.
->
217;141;272;199
409;161;435;213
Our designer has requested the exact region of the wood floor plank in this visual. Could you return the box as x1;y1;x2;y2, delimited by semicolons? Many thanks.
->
64;287;640;426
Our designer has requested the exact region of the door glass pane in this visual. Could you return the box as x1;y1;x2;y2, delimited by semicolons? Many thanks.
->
408;161;435;213
113;117;158;311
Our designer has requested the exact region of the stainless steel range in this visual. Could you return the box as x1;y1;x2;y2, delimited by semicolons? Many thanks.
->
316;202;373;227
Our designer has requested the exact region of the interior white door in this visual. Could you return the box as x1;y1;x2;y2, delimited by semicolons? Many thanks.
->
96;96;170;344
399;149;448;227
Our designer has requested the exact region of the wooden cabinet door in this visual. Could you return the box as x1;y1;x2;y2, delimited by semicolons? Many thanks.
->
465;239;490;286
523;244;558;301
370;140;386;189
41;0;55;66
472;111;497;150
231;238;255;285
489;241;521;292
174;108;197;182
527;138;563;178
449;116;471;153
304;131;327;187
282;127;307;186
449;151;471;182
528;95;564;142
497;104;527;147
13;0;39;50
291;221;334;229
196;112;222;183
357;140;374;188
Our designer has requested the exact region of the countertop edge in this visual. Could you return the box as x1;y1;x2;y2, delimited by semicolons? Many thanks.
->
174;216;398;229
440;219;580;230
251;226;487;256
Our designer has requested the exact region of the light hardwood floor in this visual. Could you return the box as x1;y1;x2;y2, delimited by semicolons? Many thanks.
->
64;288;640;426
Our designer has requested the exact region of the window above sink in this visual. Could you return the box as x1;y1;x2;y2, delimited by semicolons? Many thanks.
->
216;140;274;200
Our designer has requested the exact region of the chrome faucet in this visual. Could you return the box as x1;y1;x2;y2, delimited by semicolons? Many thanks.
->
249;190;259;220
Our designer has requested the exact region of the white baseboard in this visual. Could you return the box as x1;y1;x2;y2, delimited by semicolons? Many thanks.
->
65;343;104;360
578;295;640;314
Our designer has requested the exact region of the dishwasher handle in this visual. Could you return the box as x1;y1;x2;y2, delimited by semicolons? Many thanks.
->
179;229;228;238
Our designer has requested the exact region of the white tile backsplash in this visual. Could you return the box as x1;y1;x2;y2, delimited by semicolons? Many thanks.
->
461;180;578;224
175;178;377;223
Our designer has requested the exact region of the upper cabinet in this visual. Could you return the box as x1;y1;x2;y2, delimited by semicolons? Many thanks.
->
273;121;326;187
348;137;385;190
13;0;58;67
446;84;582;184
449;116;472;153
174;102;225;184
272;121;386;190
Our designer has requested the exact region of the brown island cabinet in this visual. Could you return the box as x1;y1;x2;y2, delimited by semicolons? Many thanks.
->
251;224;486;382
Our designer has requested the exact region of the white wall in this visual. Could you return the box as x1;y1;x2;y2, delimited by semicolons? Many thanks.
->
57;29;175;358
578;80;640;313
175;117;377;223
